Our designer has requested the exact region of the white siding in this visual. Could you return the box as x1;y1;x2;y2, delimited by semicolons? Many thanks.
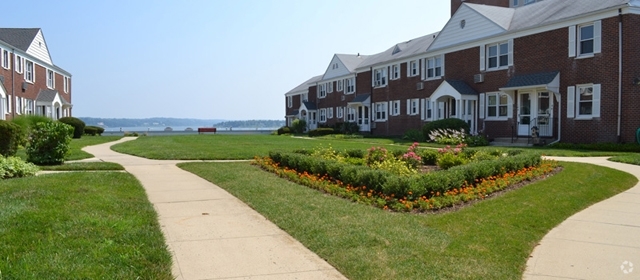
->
430;5;506;50
322;56;351;80
25;30;52;65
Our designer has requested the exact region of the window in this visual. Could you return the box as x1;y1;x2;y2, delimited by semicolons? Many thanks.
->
487;42;508;69
426;56;443;79
328;107;333;119
347;107;356;122
425;99;432;120
391;64;400;80
569;21;601;58
15;96;22;114
408;99;419;115
63;77;70;93
319;109;327;122
1;49;9;69
390;100;400;116
373;68;387;87
318;84;326;98
568;84;601;119
337;107;344;119
15;55;23;73
287;96;292;108
374;102;388;121
327;82;333;93
408;60;419;77
337;80;343;92
47;69;55;88
346;78;355;94
512;0;519;6
25;99;33;115
25;60;34;82
524;0;535;4
485;93;509;119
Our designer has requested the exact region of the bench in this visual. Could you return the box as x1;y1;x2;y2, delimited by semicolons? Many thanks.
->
197;127;217;134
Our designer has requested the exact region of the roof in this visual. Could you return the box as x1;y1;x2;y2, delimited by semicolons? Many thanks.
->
446;80;478;95
335;54;369;72
0;28;40;51
466;4;514;30
36;89;71;104
351;94;371;103
285;75;322;95
502;71;560;89
357;32;439;69
302;101;317;110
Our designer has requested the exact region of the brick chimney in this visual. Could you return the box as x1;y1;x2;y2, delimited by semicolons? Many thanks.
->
451;0;511;16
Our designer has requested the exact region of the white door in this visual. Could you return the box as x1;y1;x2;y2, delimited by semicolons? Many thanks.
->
537;92;553;137
518;93;532;136
357;106;370;131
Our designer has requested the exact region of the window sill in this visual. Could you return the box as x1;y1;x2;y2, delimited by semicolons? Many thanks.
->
484;117;510;121
25;80;34;85
373;85;387;89
575;54;594;60
484;66;509;72
574;116;595;120
344;92;355;95
424;76;442;82
374;119;388;123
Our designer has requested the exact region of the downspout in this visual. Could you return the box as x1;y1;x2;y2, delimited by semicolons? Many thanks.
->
549;94;561;145
370;67;373;135
10;48;15;119
617;8;623;142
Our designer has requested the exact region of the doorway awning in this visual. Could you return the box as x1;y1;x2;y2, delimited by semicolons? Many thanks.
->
431;80;478;101
347;93;370;106
300;101;317;111
499;71;560;93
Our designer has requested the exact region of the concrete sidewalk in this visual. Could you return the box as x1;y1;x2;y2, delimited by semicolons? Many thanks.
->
524;157;640;280
83;137;346;280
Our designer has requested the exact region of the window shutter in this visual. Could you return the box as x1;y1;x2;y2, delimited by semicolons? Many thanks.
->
388;101;393;116
592;84;601;118
508;39;514;66
420;99;425;120
594;20;602;54
507;94;513;119
421;59;426;80
568;26;576;57
407;99;411;116
440;54;445;76
479;93;485;119
567;86;575;118
479;45;486;71
406;61;411;77
371;71;375;87
372;104;376;121
7;95;11;113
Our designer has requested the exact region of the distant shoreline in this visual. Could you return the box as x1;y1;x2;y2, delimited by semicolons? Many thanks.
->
104;126;279;132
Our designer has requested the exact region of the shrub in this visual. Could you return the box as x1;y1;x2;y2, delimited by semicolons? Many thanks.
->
277;126;291;135
403;129;425;142
401;142;422;169
422;118;469;141
337;122;360;134
420;149;439;165
465;134;490;147
26;121;73;165
58;117;86;139
291;119;306;134
343;149;365;159
366;147;389;166
84;125;105;136
0;120;23;157
370;157;417;176
308;128;337;137
436;144;468;169
428;128;467;145
0;156;39;179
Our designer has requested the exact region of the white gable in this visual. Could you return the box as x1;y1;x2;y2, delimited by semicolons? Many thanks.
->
429;4;508;51
26;30;52;65
322;55;351;80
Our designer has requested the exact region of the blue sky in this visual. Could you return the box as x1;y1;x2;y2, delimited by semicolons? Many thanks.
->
2;0;451;120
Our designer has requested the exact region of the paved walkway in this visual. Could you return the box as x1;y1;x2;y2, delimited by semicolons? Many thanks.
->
82;137;346;280
524;157;640;280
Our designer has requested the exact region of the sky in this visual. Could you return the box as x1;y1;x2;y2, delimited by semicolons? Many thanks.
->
2;0;451;120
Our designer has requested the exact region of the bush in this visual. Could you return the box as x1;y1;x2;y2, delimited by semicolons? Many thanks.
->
0;120;24;157
308;128;338;137
26;121;73;165
84;125;105;136
428;128;467;145
336;122;360;134
420;149;439;165
423;118;470;141
291;119;306;134
277;126;291;135
58;117;86;139
403;129;425;142
0;156;39;179
465;134;490;147
343;149;365;158
11;115;51;136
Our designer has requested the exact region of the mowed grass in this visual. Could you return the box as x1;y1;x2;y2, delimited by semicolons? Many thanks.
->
609;154;640;165
66;136;123;160
111;134;401;160
37;161;124;171
179;161;636;279
0;172;172;279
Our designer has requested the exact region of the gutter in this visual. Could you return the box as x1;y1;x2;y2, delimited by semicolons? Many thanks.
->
549;95;561;145
11;48;15;119
617;8;623;142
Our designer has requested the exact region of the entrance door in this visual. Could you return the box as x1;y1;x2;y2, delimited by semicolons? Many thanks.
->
357;106;370;131
309;112;317;130
518;93;531;136
537;92;553;137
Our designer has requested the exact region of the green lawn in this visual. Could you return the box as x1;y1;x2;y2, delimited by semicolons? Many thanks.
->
111;134;406;160
66;136;123;160
179;161;636;279
37;161;124;171
0;172;172;279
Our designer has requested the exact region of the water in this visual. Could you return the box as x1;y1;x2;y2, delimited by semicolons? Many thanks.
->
104;126;278;132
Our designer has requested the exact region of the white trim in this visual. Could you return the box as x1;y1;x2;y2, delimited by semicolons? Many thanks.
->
319;108;327;123
374;102;388;121
24;59;34;83
287;95;293;108
0;48;9;70
407;60;419;77
46;69;55;89
345;77;355;94
568;25;577;57
479;93;485;119
391;64;400;80
484;92;512;121
479;44;485;71
328;107;334;119
372;67;388;87
593;20;602;54
567;86;575;118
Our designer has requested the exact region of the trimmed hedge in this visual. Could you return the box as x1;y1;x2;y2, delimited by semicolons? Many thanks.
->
26;121;73;165
0;120;23;157
423;118;470;140
277;126;291;135
268;151;542;198
58;117;86;139
308;128;338;137
84;125;105;136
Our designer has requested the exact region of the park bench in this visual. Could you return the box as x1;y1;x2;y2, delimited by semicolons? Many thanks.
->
197;127;217;134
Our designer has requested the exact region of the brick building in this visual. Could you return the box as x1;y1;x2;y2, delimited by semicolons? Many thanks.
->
284;0;640;144
0;28;72;121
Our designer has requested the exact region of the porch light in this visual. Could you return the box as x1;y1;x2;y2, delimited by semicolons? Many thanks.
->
634;77;640;85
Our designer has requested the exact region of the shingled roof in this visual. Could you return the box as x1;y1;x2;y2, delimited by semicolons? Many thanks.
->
0;28;40;52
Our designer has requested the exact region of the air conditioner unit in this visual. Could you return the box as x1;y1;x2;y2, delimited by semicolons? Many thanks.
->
416;82;424;90
474;73;485;83
371;122;376;129
341;95;345;101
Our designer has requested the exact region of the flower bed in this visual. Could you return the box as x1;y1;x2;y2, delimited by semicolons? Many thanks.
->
253;147;558;212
